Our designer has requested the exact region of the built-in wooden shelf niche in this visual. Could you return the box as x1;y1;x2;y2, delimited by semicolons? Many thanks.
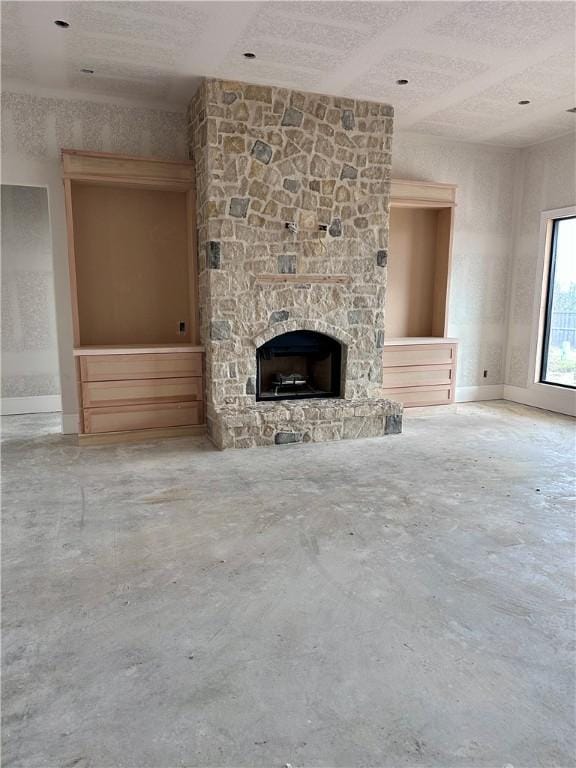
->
71;183;191;346
63;151;204;443
387;180;456;339
63;151;199;348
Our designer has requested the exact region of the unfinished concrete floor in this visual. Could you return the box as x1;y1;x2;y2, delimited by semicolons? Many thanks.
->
2;401;575;768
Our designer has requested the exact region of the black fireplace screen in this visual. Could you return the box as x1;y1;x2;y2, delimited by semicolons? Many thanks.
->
256;330;342;401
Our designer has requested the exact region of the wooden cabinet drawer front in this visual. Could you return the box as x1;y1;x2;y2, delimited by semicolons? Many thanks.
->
80;352;202;381
83;402;203;434
383;344;455;368
382;385;453;407
82;377;202;408
382;365;454;389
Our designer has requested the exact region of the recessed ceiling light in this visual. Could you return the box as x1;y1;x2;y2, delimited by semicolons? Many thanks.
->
54;19;70;28
518;100;531;105
243;52;256;59
566;107;576;113
80;68;94;74
396;79;409;85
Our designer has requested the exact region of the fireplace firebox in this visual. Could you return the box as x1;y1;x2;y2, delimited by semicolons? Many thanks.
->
256;330;342;401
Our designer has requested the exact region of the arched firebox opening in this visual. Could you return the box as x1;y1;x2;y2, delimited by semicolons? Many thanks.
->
256;330;343;402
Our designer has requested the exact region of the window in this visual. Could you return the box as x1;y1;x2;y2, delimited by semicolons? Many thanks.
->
541;216;576;388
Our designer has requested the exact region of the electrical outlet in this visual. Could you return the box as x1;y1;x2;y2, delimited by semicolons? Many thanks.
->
483;369;488;378
178;321;187;335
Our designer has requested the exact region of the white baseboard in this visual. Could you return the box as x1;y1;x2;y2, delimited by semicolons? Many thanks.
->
455;385;504;402
1;395;62;415
62;412;79;434
503;384;576;418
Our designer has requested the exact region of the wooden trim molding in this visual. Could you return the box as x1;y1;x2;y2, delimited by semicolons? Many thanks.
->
63;178;81;347
390;178;457;207
186;186;201;345
62;149;194;166
62;149;194;185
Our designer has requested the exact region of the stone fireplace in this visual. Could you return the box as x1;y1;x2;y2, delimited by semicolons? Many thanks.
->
188;78;402;449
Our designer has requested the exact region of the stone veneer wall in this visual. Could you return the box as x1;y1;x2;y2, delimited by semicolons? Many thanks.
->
188;78;401;448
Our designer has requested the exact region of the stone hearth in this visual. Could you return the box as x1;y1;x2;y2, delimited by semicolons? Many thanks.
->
188;78;402;449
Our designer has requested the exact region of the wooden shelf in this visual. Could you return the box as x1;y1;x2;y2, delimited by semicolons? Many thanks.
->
74;344;204;356
384;337;458;346
255;274;352;285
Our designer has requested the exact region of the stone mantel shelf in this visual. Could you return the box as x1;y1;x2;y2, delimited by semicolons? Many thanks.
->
254;274;352;285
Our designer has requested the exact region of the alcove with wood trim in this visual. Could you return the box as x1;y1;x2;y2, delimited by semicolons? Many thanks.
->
71;183;193;346
62;150;205;443
382;179;458;407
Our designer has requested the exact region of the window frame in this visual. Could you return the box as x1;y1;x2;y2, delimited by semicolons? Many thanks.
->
527;206;576;392
539;215;576;390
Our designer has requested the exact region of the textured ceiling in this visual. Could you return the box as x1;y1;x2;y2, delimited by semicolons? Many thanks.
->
2;0;575;147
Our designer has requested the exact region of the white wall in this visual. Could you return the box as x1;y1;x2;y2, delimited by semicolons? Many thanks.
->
1;89;187;430
392;131;518;401
504;132;576;416
1;185;61;414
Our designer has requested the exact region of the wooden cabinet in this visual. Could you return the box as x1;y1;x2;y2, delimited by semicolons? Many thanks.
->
76;347;205;439
63;150;205;443
382;339;457;407
384;180;458;407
